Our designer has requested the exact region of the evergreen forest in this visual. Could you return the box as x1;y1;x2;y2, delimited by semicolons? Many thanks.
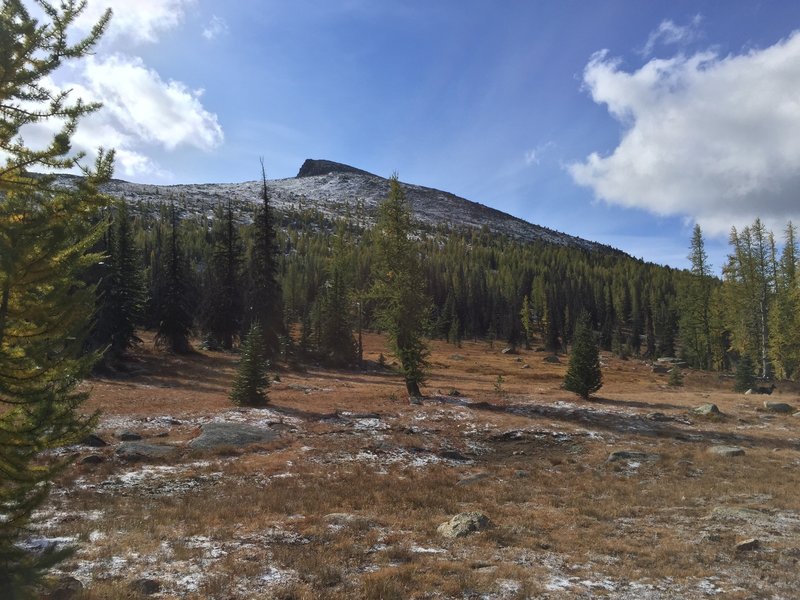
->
97;195;800;385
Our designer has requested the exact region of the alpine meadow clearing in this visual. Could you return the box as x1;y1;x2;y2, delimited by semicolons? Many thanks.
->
32;331;800;599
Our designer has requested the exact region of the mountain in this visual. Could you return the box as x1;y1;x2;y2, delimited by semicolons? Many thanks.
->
71;159;619;253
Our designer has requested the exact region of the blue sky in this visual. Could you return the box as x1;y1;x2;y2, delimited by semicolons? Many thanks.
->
32;1;800;271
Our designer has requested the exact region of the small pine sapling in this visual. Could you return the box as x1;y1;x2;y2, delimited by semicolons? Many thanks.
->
564;312;603;400
230;323;270;406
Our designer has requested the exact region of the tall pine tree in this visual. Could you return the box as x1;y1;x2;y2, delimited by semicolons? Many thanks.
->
91;199;144;365
679;224;714;369
0;1;112;594
247;162;284;361
200;201;244;350
316;220;357;367
154;203;193;353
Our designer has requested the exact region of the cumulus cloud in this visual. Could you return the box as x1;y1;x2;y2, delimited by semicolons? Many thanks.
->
75;0;196;43
640;15;702;57
82;54;223;152
202;15;229;41
569;31;800;236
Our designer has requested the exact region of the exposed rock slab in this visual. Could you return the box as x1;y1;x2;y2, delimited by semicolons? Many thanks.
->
709;445;745;457
115;442;177;461
188;422;279;450
607;450;661;463
764;401;794;414
735;538;760;552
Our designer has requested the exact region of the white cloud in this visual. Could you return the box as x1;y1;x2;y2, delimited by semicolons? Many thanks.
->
569;31;800;236
75;0;196;43
524;149;539;166
82;54;223;152
202;15;229;41
640;15;702;57
524;142;553;166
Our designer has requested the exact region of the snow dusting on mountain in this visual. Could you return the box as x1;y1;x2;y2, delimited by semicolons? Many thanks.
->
57;159;618;253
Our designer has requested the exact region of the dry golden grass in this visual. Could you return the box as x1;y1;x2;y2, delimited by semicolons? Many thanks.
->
35;331;800;598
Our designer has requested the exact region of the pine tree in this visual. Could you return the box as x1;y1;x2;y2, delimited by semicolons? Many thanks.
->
0;1;112;594
247;162;284;361
316;221;357;367
564;311;603;400
734;353;756;393
372;174;431;398
200;201;244;350
230;322;269;406
92;200;144;364
154;203;193;353
679;224;714;369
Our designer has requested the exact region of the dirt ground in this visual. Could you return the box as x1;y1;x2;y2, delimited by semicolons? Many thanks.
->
33;332;800;599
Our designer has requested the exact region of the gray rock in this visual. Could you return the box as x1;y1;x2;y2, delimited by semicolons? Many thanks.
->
323;513;374;527
542;355;561;364
651;365;670;374
709;445;745;457
81;433;108;447
607;450;661;463
115;430;142;441
692;403;721;416
80;454;105;465
521;363;530;369
794;411;800;418
188;422;279;450
457;472;491;486
439;449;469;461
513;470;530;478
46;575;83;600
734;538;760;552
764;401;794;414
437;512;492;538
115;442;177;461
647;412;672;422
501;346;517;355
129;578;160;595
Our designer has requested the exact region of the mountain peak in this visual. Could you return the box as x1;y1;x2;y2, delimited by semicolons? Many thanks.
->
296;159;378;179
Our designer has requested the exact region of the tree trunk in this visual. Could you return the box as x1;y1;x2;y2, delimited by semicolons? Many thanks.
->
405;379;421;398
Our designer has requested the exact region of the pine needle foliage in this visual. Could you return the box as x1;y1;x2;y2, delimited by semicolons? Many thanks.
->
154;203;193;354
734;354;756;393
230;322;270;406
0;1;112;594
564;311;603;400
247;161;284;361
371;175;431;397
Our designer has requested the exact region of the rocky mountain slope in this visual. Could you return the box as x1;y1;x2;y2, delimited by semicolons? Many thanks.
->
69;158;619;253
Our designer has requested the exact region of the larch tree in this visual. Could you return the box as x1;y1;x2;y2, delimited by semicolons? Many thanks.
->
679;224;714;369
371;174;431;398
769;222;800;379
0;0;112;594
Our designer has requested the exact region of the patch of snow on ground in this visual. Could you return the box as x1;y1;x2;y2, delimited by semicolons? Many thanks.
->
410;545;446;554
260;565;297;585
